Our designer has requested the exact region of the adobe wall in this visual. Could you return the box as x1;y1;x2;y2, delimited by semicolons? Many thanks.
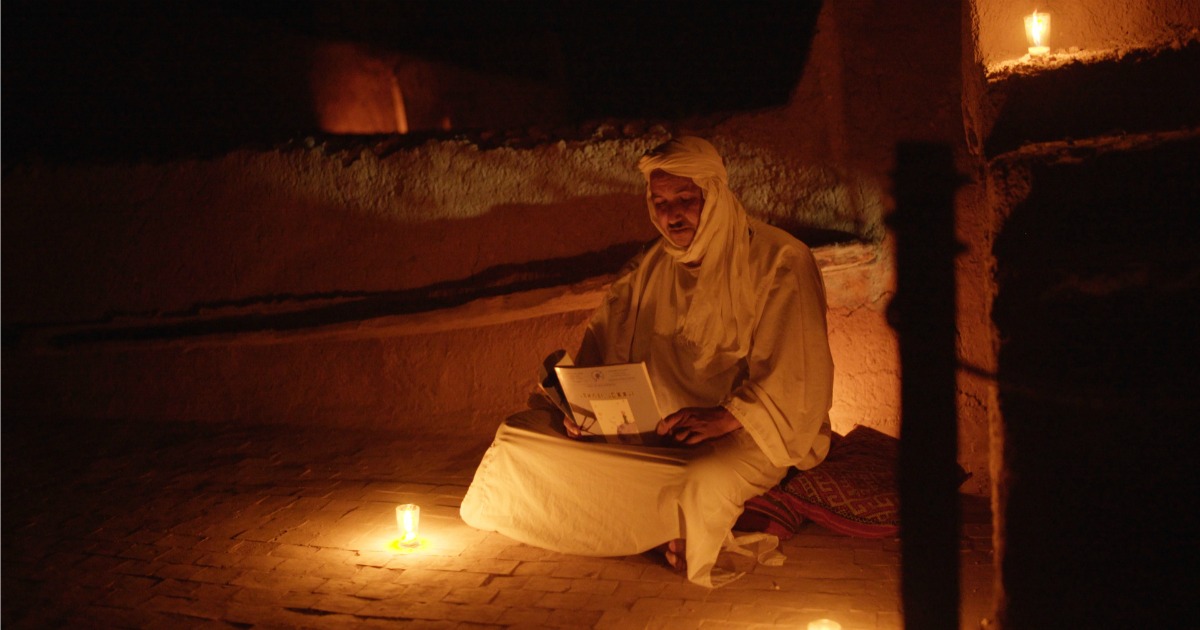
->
2;1;992;494
970;0;1200;624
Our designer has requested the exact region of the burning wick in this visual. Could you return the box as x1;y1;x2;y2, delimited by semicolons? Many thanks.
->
1024;10;1051;56
396;504;420;548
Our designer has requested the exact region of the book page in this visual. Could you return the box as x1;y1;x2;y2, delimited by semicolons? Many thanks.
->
554;362;663;444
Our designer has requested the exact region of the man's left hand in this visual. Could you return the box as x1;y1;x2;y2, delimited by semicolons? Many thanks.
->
656;406;742;445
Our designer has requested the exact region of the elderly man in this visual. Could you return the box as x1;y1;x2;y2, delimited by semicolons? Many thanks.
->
460;136;833;587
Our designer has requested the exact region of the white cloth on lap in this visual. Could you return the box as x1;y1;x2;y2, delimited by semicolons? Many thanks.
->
459;408;787;587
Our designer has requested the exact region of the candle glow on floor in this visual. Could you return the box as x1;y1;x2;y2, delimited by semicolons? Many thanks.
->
387;536;431;554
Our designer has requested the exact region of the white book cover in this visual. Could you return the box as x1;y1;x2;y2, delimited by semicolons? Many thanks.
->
553;362;663;445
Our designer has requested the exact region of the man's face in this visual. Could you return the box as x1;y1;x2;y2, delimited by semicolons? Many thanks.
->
649;170;704;248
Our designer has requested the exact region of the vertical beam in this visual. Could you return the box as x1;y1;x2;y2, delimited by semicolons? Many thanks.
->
887;142;963;629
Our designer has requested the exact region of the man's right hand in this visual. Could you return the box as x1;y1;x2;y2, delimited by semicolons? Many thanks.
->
656;406;741;444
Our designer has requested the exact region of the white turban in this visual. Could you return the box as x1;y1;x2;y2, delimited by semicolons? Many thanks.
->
636;137;755;370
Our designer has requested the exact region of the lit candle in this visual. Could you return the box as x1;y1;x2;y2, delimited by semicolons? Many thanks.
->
396;504;420;547
1024;10;1051;56
808;620;842;630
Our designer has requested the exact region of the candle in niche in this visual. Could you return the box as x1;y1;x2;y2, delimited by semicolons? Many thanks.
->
1024;10;1051;56
396;504;420;547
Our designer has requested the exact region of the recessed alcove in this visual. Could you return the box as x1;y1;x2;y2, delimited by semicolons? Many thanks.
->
1;0;819;162
989;132;1200;628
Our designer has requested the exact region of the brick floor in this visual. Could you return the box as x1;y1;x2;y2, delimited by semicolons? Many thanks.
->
2;418;994;629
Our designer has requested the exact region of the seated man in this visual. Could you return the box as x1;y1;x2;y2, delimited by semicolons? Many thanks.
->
460;136;834;587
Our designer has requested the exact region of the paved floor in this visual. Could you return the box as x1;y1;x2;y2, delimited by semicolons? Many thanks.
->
2;417;994;629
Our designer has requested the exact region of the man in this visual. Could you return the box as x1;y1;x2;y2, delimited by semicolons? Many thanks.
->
461;136;833;586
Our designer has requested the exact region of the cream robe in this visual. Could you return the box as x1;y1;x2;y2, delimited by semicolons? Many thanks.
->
460;137;834;587
580;220;834;471
460;221;833;587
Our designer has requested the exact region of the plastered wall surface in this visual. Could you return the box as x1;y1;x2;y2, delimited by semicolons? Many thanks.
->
2;142;661;323
2;1;993;495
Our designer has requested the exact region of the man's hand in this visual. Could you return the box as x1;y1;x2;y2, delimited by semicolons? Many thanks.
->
563;413;583;438
656;406;742;445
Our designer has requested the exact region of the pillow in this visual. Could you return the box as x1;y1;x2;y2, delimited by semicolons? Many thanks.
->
737;425;922;539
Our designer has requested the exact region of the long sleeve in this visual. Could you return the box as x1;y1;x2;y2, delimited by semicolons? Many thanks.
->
723;243;834;469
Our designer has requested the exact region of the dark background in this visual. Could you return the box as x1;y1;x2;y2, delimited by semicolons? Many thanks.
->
2;0;821;162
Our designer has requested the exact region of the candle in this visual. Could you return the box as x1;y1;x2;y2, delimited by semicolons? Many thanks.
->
808;620;842;630
1024;10;1052;56
396;504;420;547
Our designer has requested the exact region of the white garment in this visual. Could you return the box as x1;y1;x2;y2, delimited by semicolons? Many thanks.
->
581;219;834;470
460;409;784;586
460;137;834;587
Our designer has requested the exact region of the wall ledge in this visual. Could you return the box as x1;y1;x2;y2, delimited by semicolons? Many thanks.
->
16;241;878;353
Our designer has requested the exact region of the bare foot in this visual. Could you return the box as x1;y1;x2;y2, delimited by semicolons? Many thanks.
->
662;539;686;572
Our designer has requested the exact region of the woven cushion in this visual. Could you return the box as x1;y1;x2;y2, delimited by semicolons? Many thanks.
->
737;425;911;539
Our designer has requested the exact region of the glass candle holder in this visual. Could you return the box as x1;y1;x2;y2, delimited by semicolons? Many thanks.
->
396;504;420;547
1024;10;1051;56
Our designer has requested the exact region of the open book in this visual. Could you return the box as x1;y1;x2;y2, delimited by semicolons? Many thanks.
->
538;351;664;445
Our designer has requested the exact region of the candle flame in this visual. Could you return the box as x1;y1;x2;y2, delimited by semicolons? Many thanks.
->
1029;10;1048;46
396;504;420;547
401;510;417;540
